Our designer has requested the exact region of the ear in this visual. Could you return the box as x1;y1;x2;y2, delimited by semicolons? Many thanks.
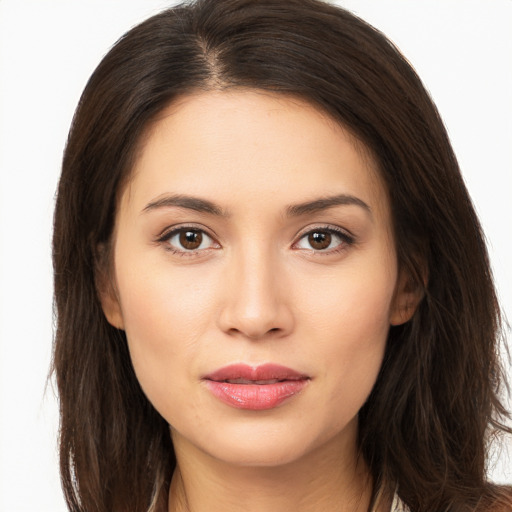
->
94;244;125;330
389;268;425;326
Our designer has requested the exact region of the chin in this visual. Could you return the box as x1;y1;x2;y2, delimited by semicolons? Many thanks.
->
209;438;313;468
179;414;356;470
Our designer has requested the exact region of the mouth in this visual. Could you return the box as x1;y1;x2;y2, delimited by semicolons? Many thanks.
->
221;378;295;384
203;364;310;410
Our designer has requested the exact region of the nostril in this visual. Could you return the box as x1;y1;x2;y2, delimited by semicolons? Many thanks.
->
217;301;294;340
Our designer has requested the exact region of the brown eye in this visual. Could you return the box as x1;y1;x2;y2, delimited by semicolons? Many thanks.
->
308;231;332;250
163;227;217;253
179;230;203;250
295;227;353;253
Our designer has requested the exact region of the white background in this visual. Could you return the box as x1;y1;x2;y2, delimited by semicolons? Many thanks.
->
0;1;511;510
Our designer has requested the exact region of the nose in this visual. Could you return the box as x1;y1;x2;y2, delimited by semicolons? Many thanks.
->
217;245;294;340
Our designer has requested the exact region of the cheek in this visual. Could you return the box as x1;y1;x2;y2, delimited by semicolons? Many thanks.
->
113;251;220;414
301;251;396;343
300;254;396;423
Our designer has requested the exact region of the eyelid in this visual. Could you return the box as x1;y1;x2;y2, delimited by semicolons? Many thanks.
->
156;224;221;254
156;222;218;240
155;223;355;256
292;224;355;252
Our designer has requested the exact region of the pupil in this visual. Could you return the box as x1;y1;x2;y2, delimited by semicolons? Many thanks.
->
180;230;202;250
309;231;331;250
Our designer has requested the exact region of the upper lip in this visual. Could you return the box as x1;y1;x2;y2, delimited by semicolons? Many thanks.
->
204;363;309;383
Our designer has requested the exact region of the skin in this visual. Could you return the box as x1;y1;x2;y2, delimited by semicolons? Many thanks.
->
99;90;419;512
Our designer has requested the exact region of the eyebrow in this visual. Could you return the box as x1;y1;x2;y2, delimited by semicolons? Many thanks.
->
286;194;372;217
142;193;371;218
142;194;229;216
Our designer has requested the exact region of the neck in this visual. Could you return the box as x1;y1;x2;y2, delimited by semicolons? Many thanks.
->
168;423;377;512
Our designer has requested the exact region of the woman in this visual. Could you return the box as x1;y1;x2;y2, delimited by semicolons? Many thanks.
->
52;0;512;510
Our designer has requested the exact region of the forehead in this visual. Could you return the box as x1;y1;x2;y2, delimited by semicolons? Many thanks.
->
123;90;388;218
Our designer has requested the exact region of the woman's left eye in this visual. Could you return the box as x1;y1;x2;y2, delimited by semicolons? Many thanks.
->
294;228;353;252
160;228;217;253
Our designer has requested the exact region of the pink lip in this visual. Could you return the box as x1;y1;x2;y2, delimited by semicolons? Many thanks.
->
203;364;309;410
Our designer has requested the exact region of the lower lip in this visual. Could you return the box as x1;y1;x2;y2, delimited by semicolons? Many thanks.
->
205;380;308;410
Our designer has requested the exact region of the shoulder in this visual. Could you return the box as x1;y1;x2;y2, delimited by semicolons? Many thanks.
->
391;487;512;512
390;493;409;512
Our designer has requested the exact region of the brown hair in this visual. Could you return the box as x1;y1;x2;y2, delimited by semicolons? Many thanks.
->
52;0;511;510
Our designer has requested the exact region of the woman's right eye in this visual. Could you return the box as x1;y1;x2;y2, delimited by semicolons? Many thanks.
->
159;227;218;253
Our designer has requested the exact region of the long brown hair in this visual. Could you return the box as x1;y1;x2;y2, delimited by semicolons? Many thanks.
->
52;1;511;510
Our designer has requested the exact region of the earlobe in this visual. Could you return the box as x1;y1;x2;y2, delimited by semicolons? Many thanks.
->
98;284;125;330
389;269;425;326
94;244;125;330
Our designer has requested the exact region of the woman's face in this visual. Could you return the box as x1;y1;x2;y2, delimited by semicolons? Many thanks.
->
101;90;413;467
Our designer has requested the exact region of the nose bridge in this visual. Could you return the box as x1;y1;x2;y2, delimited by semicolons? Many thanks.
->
238;240;276;311
218;237;293;339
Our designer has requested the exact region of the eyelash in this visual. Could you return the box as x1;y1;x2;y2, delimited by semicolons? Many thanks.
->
156;224;219;257
156;224;355;256
293;225;355;255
